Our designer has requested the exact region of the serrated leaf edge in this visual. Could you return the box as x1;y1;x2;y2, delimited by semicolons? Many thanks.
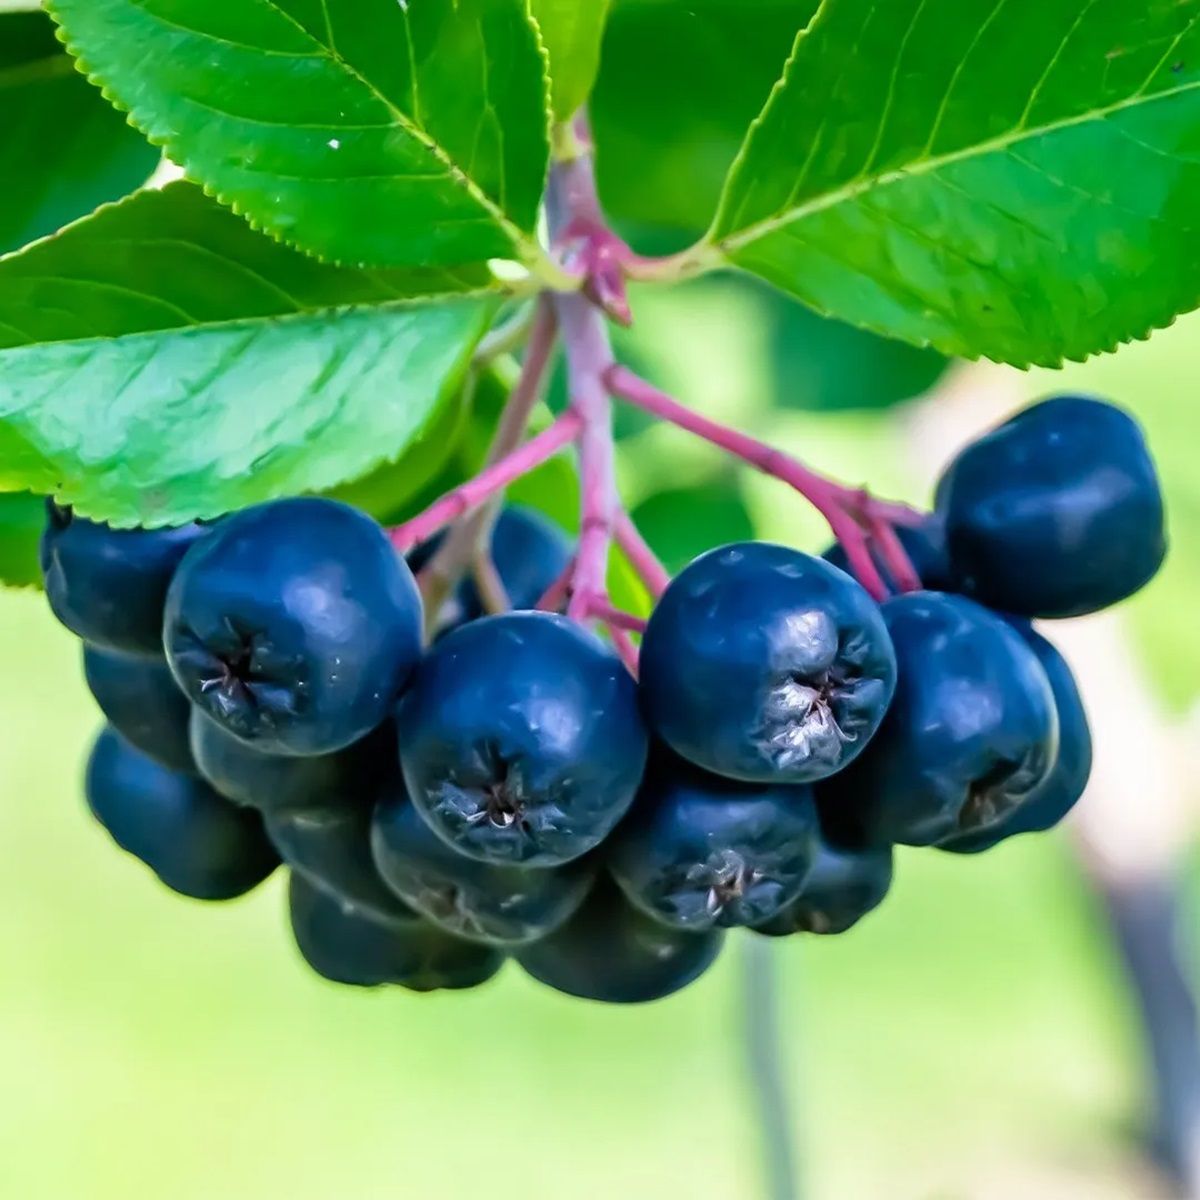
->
727;262;1196;370
700;0;1200;368
713;79;1200;256
45;0;560;279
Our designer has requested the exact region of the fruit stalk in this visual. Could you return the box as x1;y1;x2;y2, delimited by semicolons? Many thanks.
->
546;126;624;629
388;407;581;553
415;297;560;621
587;599;648;634
605;365;922;601
555;289;618;621
607;624;642;678
614;510;671;598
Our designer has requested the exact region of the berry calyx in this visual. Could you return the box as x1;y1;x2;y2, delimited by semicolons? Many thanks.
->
639;543;897;784
938;623;1092;854
164;498;423;755
608;754;820;930
371;785;595;945
397;612;648;866
819;593;1059;847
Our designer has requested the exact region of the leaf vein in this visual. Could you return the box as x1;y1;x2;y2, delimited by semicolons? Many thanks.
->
721;76;1200;252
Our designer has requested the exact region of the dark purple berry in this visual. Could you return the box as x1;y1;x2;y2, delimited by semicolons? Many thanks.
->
41;502;205;654
86;727;277;900
287;873;503;992
517;877;723;1004
164;498;422;755
397;612;648;867
640;543;896;784
371;785;595;945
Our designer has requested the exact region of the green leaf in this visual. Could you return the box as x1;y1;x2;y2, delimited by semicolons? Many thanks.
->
532;0;611;121
0;11;158;255
48;0;554;273
593;0;817;247
0;492;44;589
706;0;1200;367
0;182;500;526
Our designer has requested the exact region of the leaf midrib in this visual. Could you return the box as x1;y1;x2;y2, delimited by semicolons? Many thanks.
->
254;0;537;253
0;291;498;356
714;75;1200;254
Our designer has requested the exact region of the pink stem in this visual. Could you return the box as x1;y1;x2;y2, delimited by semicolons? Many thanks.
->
607;625;641;678
546;142;622;627
535;559;575;613
865;511;924;593
588;599;648;634
607;365;923;525
389;410;582;553
605;366;912;601
614;512;671;599
416;299;560;628
555;291;617;621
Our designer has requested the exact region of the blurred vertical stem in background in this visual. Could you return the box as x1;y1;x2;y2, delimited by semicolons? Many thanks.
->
740;936;801;1200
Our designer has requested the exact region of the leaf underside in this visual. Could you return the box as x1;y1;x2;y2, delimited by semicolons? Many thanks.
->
47;0;553;270
0;183;499;527
0;10;159;255
711;0;1200;367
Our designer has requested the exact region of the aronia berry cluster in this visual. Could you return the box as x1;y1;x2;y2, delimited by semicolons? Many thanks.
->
43;395;1165;1003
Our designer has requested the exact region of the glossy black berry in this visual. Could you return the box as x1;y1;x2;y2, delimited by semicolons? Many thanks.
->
608;755;820;930
164;498;422;755
86;727;278;900
414;505;572;631
189;710;395;816
936;396;1167;617
516;877;723;1004
288;873;504;991
640;543;897;784
823;515;953;593
371;785;595;945
939;625;1092;854
41;502;206;654
83;645;194;773
752;826;893;937
819;593;1059;847
397;612;648;867
267;801;415;924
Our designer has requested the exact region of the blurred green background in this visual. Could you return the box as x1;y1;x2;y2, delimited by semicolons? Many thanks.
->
1;283;1196;1199
4;1;1200;1195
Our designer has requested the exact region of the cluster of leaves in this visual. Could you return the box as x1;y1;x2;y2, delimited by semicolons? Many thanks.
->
1;0;1199;576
